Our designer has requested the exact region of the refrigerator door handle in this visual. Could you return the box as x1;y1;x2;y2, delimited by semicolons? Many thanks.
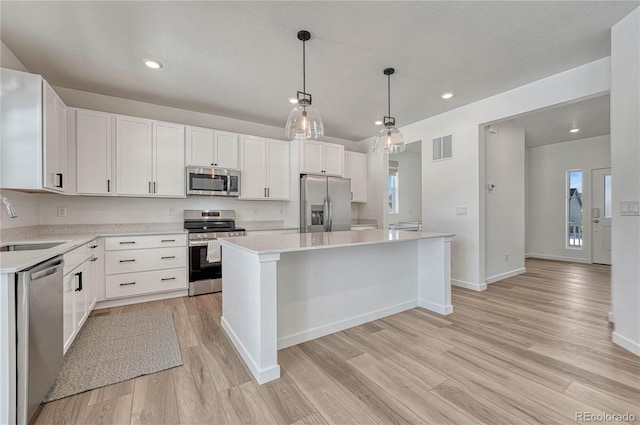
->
323;196;330;232
328;197;333;231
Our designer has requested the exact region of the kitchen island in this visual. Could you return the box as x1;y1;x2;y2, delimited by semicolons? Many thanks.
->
219;229;454;384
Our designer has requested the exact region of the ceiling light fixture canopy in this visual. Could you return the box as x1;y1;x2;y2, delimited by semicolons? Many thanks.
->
285;30;324;140
144;60;163;69
570;127;580;133
373;68;405;154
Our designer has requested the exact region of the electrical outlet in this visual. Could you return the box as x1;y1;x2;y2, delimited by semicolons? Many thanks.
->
456;207;468;216
57;206;67;217
168;207;175;216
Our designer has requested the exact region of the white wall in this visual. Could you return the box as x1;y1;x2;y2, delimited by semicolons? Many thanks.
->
388;149;422;225
397;58;610;290
0;41;28;72
484;122;525;283
610;8;640;355
526;136;611;263
0;190;40;230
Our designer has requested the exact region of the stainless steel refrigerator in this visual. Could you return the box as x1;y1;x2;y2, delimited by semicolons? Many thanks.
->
300;175;352;233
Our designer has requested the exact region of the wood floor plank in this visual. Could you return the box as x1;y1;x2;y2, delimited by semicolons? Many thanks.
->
31;390;92;425
79;393;133;425
290;412;330;425
218;381;281;425
172;345;228;425
257;371;317;425
130;370;179;425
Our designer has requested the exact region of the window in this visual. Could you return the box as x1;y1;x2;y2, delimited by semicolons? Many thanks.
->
388;160;399;214
567;170;583;248
433;135;453;160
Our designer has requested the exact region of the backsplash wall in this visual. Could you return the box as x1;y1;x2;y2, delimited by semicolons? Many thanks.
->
0;190;40;229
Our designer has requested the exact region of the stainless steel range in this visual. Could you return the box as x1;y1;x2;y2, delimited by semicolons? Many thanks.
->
184;210;245;296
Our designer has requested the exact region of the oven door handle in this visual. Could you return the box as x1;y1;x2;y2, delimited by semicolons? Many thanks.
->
189;240;218;247
225;174;231;195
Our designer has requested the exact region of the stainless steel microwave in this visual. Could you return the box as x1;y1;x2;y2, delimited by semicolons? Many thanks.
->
186;166;240;196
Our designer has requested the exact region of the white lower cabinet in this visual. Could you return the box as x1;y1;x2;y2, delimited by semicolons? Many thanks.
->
62;241;97;353
103;233;187;300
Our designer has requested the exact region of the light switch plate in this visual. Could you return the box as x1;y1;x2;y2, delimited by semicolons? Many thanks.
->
57;206;67;217
621;200;640;216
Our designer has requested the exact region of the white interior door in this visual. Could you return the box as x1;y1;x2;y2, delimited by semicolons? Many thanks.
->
591;168;612;265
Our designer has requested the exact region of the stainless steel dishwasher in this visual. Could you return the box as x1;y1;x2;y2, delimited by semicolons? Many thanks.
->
16;256;64;425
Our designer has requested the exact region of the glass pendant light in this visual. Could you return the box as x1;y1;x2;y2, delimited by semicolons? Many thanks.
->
373;68;405;154
285;30;324;140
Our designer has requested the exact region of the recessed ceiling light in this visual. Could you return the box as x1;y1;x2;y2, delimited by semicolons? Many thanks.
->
570;128;580;133
441;92;454;99
288;97;299;104
144;60;163;69
374;120;383;125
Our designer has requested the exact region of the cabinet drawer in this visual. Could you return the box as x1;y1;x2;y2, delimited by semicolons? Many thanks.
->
63;242;91;275
104;234;186;251
105;247;186;275
105;268;187;299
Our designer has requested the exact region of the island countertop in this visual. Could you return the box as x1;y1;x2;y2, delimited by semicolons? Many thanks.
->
219;229;454;255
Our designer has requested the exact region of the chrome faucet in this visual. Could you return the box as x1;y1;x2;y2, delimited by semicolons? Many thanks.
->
0;195;18;218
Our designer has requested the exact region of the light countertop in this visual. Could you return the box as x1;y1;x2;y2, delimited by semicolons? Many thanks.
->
0;229;187;273
219;229;454;255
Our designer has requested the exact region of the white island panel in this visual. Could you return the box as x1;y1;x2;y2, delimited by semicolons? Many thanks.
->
220;229;453;385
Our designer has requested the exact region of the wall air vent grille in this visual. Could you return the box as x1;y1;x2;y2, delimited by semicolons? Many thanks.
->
433;135;453;160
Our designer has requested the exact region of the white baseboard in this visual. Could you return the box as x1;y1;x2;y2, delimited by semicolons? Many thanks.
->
526;253;591;264
419;299;453;315
221;316;281;384
612;332;640;356
277;300;419;350
485;267;526;284
452;279;487;291
94;289;188;310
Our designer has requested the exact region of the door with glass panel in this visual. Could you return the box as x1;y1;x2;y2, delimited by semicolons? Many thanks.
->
591;168;612;265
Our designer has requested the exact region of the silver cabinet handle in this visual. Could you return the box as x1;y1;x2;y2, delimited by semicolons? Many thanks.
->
161;256;176;259
119;259;136;263
107;179;111;192
161;239;175;242
119;241;135;245
161;277;176;281
119;282;136;286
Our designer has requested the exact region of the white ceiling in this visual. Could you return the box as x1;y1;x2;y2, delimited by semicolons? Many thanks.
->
1;1;637;141
503;95;610;147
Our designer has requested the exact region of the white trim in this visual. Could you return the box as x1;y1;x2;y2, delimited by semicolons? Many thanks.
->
277;300;419;350
525;253;591;264
452;279;487;291
221;316;281;384
612;332;640;356
94;289;187;310
608;312;615;323
418;299;453;315
485;267;526;284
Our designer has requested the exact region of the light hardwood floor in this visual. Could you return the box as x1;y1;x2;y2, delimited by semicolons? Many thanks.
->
33;259;640;424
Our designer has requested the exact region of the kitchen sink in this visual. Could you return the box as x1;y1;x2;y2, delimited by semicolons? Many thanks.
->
0;242;65;252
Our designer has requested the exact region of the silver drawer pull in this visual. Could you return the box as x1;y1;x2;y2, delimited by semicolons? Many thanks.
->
161;256;176;259
119;282;136;286
161;239;176;242
161;277;176;281
119;241;136;245
119;259;136;263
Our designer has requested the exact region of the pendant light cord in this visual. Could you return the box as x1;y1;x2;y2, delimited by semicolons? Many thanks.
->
302;38;306;95
387;73;391;117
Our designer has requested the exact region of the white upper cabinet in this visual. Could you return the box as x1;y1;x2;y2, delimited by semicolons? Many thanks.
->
76;109;113;195
299;140;344;176
186;126;238;169
153;121;185;197
43;82;67;192
344;151;367;202
116;116;185;197
239;136;290;200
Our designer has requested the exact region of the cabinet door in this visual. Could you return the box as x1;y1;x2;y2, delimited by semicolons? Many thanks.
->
116;116;153;195
43;82;61;191
63;272;75;353
343;152;351;178
300;141;323;174
266;140;290;200
54;96;67;191
73;265;88;332
350;152;367;202
239;135;267;199
323;144;344;176
77;109;112;194
214;131;239;169
186;126;214;166
153;121;185;197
